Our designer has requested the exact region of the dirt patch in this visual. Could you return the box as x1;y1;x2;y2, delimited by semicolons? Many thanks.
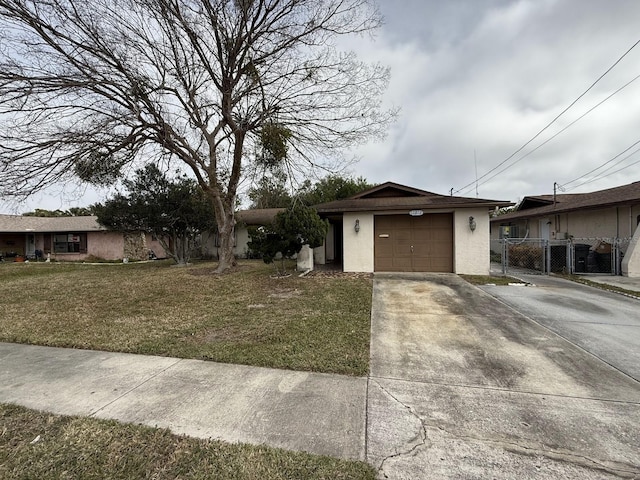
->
188;264;252;276
189;325;256;343
268;288;301;299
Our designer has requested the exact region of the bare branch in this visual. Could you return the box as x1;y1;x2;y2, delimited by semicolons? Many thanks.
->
0;0;395;271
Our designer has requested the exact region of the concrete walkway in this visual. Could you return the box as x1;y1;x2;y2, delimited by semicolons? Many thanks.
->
0;343;366;460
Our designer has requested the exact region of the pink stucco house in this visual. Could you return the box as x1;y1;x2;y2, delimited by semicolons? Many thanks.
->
0;214;166;262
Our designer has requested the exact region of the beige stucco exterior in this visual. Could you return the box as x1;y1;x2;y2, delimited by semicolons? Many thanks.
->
343;212;375;272
454;208;491;275
492;205;640;241
622;224;640;277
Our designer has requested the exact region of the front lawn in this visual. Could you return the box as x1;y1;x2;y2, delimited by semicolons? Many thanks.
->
0;260;372;376
0;403;376;480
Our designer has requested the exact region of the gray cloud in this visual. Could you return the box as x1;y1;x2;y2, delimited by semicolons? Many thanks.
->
3;0;639;212
348;0;640;201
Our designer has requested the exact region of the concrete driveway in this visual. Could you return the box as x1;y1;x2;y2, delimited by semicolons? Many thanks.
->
367;273;640;479
480;274;640;382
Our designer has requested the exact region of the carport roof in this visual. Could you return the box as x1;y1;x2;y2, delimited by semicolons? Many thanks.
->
315;182;513;214
0;214;105;233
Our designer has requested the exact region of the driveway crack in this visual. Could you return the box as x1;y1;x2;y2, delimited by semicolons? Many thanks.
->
371;379;430;476
425;422;639;478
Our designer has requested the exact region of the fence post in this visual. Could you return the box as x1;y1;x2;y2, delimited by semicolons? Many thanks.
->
502;239;508;275
544;240;550;275
568;240;575;274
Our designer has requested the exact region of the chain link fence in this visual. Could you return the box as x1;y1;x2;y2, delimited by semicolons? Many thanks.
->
490;237;631;276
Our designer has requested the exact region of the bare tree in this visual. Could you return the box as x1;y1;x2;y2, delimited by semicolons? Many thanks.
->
0;0;394;272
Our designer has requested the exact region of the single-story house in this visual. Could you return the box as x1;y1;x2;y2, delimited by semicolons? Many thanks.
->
0;215;166;262
490;181;640;276
313;182;512;274
491;181;640;241
199;208;285;259
232;182;512;275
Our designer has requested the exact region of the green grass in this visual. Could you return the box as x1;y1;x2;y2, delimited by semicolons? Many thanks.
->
0;260;372;375
460;274;524;286
0;403;376;480
559;274;640;298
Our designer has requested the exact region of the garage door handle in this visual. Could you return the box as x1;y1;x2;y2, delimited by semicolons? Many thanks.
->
411;245;414;253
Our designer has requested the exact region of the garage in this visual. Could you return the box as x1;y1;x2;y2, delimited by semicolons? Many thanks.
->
374;213;453;272
313;182;512;275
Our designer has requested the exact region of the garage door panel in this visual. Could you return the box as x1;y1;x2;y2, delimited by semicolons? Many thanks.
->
392;256;413;271
374;213;453;272
376;245;393;256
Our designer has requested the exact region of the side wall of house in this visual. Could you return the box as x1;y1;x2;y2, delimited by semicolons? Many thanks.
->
622;222;640;277
86;231;124;260
555;207;628;239
343;212;374;272
454;208;490;275
492;205;640;241
235;227;251;258
145;234;168;259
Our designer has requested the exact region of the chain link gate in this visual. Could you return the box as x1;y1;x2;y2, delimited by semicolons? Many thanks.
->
491;237;630;276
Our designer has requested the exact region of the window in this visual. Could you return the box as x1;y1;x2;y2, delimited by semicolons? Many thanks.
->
53;233;87;253
499;224;519;239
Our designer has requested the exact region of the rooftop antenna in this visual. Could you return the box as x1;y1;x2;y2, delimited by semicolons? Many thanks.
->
474;149;479;198
450;187;453;196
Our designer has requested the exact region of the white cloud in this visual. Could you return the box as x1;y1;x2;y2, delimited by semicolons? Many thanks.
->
342;0;640;201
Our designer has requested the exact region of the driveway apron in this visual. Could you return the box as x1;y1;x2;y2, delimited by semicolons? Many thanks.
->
367;273;640;479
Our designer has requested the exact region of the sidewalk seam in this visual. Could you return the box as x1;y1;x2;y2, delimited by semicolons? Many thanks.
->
88;358;184;417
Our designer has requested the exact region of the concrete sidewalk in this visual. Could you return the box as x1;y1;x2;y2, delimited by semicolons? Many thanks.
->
0;342;366;460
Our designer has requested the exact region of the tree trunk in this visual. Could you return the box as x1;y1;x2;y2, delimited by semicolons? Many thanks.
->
215;214;237;273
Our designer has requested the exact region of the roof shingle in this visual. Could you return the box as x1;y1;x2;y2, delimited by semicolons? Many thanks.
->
0;215;105;233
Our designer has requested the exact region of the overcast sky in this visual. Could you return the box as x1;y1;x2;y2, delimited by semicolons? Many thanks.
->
348;0;640;202
3;0;640;213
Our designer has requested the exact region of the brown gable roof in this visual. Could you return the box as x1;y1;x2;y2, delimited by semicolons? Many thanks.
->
315;182;512;213
236;208;284;225
0;215;106;233
494;181;640;222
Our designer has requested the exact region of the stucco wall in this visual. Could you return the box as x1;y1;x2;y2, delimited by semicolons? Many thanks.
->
454;208;491;275
492;205;640;241
86;231;124;260
234;227;251;258
622;223;640;277
343;212;374;272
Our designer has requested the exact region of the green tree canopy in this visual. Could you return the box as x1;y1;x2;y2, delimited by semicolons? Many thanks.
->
299;175;374;206
93;164;216;265
22;207;94;217
247;170;292;209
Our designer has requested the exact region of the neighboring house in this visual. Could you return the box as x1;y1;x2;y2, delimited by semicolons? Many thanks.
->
0;215;166;262
200;208;285;259
491;181;640;241
490;181;640;276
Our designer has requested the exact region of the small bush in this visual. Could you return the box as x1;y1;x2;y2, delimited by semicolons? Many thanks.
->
508;244;543;270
